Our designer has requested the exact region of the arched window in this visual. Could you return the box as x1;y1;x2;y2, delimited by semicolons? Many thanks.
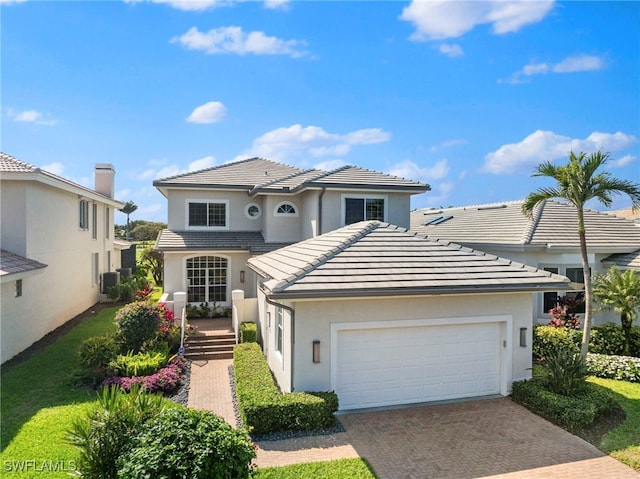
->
186;256;228;304
274;201;298;217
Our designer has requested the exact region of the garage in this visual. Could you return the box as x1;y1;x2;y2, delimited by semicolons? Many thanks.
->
333;319;504;410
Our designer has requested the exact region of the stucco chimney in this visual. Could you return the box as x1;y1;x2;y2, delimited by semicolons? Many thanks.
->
95;163;115;198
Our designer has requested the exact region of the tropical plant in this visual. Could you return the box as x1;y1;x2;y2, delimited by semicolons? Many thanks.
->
593;266;640;355
140;245;163;285
548;294;581;329
119;200;138;241
537;348;588;396
523;150;640;358
114;301;163;353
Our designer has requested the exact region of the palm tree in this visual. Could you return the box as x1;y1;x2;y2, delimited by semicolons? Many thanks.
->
522;151;640;359
120;201;138;241
593;266;640;355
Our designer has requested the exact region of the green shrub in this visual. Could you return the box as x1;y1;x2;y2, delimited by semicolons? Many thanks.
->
67;385;170;479
108;350;169;377
590;323;626;355
234;343;338;435
115;301;163;353
538;348;588;396
587;353;640;382
532;324;581;362
511;379;616;429
240;322;257;343
78;334;118;370
117;407;256;479
630;326;640;357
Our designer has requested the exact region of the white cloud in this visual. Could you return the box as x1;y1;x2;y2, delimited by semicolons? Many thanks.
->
39;162;64;176
438;43;464;57
240;124;391;162
609;154;637;169
429;138;467;152
422;181;455;208
186;101;227;124
264;0;290;10
389;159;449;184
482;130;638;174
313;159;347;171
8;108;57;125
400;0;554;41
143;155;217;180
125;0;229;11
171;26;308;58
504;54;605;83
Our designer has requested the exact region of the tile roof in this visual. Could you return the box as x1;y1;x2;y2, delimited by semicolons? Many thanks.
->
0;250;47;277
155;230;293;253
247;221;570;299
411;199;640;251
603;250;640;270
154;157;429;194
0;152;38;172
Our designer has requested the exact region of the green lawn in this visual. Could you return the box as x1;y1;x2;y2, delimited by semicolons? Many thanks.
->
0;305;119;477
252;458;377;478
588;377;640;471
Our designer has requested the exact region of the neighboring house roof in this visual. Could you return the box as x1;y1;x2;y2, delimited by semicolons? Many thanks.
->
153;157;429;196
247;221;570;299
411;199;640;253
612;207;640;222
602;250;640;270
155;230;293;253
0;152;124;208
0;249;47;280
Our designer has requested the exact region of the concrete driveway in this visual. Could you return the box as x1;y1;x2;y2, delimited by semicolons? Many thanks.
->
336;398;639;479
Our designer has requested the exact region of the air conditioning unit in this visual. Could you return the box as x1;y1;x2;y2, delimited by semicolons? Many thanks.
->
102;271;120;294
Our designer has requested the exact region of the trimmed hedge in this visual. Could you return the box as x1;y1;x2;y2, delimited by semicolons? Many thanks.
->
240;322;257;343
587;353;640;383
234;343;338;435
511;378;616;429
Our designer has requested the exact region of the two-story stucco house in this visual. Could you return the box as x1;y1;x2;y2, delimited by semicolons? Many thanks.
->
0;153;125;364
153;157;429;307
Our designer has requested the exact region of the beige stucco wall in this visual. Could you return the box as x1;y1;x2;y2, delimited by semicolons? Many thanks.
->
263;195;303;243
258;292;533;397
1;180;119;363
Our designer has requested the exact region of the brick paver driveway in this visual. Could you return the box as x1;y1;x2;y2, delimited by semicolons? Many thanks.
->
338;398;639;479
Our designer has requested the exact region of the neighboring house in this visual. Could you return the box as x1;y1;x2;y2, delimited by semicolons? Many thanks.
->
153;157;429;307
0;153;125;364
410;200;640;325
246;221;569;410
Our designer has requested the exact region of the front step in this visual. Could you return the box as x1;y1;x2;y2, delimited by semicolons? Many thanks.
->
185;332;235;360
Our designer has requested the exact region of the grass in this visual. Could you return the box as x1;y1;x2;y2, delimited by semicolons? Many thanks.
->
251;458;377;479
0;305;119;477
588;377;640;471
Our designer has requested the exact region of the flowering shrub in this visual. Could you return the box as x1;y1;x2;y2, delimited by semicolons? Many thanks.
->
587;353;640;383
548;295;581;329
102;356;187;394
115;302;163;353
156;303;181;352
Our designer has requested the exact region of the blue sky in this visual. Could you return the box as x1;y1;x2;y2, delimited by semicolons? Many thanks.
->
3;0;638;224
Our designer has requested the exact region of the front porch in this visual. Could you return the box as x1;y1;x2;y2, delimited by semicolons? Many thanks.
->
185;318;235;361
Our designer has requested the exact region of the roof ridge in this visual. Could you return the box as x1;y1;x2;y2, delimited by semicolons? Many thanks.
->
304;164;351;182
273;221;382;292
417;199;523;214
521;199;545;244
155;157;301;182
250;168;320;193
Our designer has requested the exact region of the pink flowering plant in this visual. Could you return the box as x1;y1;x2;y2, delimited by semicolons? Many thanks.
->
548;294;581;329
102;355;187;394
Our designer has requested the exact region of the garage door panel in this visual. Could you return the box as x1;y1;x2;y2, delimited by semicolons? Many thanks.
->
336;321;502;410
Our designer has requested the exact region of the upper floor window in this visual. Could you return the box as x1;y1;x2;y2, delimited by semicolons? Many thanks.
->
92;203;98;239
344;196;386;225
105;207;110;239
245;203;262;220
274;201;298;217
187;200;229;229
79;199;89;230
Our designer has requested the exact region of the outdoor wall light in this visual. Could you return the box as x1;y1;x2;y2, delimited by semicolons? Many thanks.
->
520;327;527;347
313;340;320;363
240;270;245;283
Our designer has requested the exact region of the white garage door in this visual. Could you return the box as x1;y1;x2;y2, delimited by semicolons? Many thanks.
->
335;322;502;410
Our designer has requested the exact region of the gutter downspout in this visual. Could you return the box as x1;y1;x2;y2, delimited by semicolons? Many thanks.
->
260;285;296;392
318;186;326;236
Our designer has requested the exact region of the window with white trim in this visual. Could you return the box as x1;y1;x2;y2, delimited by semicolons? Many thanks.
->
344;196;386;224
92;203;98;239
275;307;284;353
186;256;228;303
543;266;589;315
15;279;22;297
274;201;298;217
245;203;262;219
188;201;228;228
92;253;99;287
105;207;110;239
79;200;89;230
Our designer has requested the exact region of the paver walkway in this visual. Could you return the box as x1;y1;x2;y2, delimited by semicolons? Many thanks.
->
187;358;640;478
